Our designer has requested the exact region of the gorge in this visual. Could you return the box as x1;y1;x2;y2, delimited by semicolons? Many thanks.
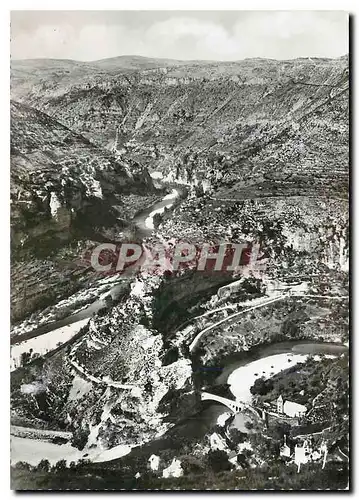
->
10;52;349;490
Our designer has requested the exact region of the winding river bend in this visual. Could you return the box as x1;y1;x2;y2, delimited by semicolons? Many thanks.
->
163;340;348;440
11;186;185;365
11;339;347;466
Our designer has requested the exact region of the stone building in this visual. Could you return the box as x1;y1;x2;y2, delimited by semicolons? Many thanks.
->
277;395;307;418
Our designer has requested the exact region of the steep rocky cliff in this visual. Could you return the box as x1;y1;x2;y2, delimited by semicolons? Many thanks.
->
11;100;156;322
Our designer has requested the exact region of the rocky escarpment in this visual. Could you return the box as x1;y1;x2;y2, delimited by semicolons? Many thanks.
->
11;100;156;322
158;195;349;278
11;56;348;222
10;269;348;455
11;277;195;452
152;56;349;284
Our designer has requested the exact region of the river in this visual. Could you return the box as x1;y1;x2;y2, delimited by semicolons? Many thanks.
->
133;187;181;236
10;186;184;366
163;340;348;438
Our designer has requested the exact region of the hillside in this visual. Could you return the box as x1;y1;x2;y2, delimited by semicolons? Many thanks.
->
11;56;348;158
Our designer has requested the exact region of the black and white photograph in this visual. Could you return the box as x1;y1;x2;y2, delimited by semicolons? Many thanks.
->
9;8;350;491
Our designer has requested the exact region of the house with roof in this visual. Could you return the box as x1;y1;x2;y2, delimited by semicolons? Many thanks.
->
294;439;328;472
294;439;310;472
277;395;307;418
148;454;160;471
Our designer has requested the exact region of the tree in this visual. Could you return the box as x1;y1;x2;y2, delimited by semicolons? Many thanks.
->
245;421;254;431
269;422;292;441
181;456;205;475
77;459;91;466
20;351;31;366
14;461;31;471
71;427;89;450
153;213;163;229
250;377;274;396
237;453;249;468
229;428;246;445
36;459;50;472
52;459;67;472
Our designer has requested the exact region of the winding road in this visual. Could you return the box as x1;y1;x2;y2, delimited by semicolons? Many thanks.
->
189;294;285;351
188;290;349;352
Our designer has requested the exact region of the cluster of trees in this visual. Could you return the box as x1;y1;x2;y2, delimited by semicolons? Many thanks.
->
206;450;232;473
20;348;40;367
15;458;91;474
250;377;274;396
12;450;349;491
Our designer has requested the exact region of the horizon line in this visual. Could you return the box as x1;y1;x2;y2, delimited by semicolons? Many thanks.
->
11;53;349;64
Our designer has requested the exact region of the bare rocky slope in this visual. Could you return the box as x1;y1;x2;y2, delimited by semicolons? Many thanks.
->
11;55;348;166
